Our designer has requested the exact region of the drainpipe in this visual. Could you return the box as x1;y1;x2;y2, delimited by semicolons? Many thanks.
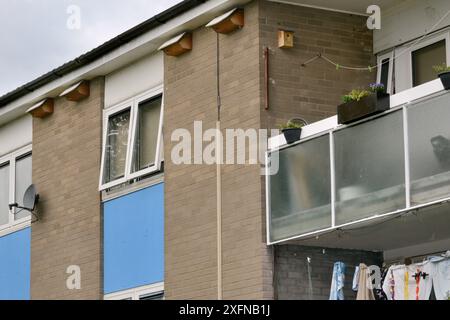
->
264;47;270;110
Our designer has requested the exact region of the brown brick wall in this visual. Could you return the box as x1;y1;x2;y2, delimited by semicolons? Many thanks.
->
30;78;104;300
164;1;273;300
258;1;377;300
259;1;376;129
275;245;382;300
164;0;376;300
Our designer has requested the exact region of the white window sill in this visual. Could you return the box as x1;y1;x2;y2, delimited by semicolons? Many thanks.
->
0;217;31;238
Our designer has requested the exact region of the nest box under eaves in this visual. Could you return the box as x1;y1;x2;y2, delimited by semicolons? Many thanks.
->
158;32;193;57
206;8;245;34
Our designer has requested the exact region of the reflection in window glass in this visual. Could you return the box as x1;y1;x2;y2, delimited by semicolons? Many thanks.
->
132;96;162;173
103;109;131;184
412;40;446;87
334;111;406;225
269;135;331;242
139;291;164;300
409;93;450;205
0;163;9;226
15;154;32;220
380;58;390;92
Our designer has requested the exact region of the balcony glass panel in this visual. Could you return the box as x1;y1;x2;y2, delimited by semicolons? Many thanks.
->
334;111;406;225
269;135;331;242
409;93;450;205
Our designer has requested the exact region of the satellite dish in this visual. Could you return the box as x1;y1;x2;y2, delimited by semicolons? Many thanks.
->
8;185;39;221
23;184;39;211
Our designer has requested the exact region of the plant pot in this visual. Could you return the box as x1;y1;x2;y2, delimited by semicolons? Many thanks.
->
282;128;302;144
438;71;450;90
337;92;390;125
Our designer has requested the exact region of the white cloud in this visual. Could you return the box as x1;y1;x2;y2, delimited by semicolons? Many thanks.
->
0;0;182;95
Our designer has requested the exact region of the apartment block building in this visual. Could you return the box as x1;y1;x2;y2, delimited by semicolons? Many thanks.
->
1;0;450;300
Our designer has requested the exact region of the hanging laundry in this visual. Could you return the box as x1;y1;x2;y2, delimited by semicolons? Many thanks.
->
374;267;388;300
329;262;346;300
429;251;450;300
352;266;360;292
382;261;433;300
356;263;375;300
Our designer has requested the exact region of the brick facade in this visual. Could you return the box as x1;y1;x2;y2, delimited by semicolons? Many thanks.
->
259;0;375;129
274;245;383;300
164;0;375;300
164;0;273;300
25;0;376;300
30;78;104;300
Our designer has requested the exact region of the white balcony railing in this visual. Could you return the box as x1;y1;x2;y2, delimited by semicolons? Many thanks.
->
266;79;450;245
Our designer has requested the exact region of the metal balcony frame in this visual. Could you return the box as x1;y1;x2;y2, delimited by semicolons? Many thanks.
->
266;79;450;245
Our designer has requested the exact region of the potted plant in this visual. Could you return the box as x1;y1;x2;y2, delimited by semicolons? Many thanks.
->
433;63;450;90
279;119;305;144
337;83;390;125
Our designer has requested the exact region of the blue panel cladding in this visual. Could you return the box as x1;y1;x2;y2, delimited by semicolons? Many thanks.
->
103;183;164;294
0;227;31;300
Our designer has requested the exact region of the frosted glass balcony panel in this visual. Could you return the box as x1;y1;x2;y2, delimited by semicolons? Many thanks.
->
269;135;331;242
334;111;406;225
408;93;450;205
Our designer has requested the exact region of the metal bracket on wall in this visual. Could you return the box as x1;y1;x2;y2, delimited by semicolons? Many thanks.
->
264;47;270;110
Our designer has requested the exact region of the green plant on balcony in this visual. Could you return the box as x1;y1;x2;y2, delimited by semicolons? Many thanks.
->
279;120;304;130
341;89;371;103
433;63;450;74
369;82;386;94
279;119;306;145
433;63;450;90
337;84;390;125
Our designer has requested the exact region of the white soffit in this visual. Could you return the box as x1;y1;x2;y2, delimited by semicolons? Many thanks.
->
206;8;238;27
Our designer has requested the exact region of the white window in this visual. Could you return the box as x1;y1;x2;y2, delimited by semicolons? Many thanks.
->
394;31;450;92
0;145;32;235
99;86;164;191
376;51;394;94
104;282;164;300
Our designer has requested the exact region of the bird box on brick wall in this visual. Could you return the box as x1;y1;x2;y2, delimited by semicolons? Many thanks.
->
278;30;294;48
206;8;244;34
60;80;90;102
27;98;54;118
158;32;193;57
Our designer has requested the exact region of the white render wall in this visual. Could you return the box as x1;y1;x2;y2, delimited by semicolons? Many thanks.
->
374;0;450;54
0;115;32;157
104;52;163;109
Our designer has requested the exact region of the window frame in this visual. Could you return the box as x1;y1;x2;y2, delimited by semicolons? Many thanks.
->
376;51;394;94
104;282;164;300
128;89;164;181
410;33;449;88
406;31;450;90
99;85;164;191
0;144;32;236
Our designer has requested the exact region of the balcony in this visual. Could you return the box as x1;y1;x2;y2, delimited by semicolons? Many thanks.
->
266;79;450;248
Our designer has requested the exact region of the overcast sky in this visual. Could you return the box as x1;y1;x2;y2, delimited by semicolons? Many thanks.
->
0;0;182;96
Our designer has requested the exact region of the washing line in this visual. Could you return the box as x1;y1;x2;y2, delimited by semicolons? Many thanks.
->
301;9;450;72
